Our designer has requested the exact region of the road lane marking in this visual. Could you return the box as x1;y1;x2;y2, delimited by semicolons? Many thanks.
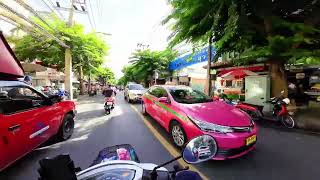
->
130;105;209;180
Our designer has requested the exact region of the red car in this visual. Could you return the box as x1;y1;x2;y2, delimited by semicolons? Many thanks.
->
0;32;76;171
142;85;257;160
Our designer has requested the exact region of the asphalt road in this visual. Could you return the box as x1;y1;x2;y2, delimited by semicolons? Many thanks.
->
1;93;320;180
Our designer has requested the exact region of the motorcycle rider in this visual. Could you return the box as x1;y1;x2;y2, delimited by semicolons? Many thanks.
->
102;85;115;97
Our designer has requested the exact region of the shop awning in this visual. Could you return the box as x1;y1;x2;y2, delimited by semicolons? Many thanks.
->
220;69;258;80
22;62;47;72
218;65;266;77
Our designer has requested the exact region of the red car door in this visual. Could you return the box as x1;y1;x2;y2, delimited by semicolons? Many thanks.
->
154;87;171;127
144;87;158;119
0;85;56;170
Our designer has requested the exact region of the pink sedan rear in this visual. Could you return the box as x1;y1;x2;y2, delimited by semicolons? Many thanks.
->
142;85;257;160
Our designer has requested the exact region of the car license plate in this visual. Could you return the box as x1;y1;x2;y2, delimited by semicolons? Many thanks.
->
246;135;256;146
107;102;113;105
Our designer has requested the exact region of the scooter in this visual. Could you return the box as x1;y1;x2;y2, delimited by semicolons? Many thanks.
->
235;91;295;128
37;135;217;180
89;89;97;97
104;97;115;115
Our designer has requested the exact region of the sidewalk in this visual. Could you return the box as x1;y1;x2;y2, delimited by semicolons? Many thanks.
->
74;94;99;105
294;102;320;132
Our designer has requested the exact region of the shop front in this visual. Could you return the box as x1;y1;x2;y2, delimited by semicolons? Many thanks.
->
209;61;320;109
213;63;269;101
168;47;215;92
287;65;320;106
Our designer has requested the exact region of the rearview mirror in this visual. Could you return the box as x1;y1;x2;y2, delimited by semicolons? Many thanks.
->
48;95;62;104
158;97;169;104
182;135;217;164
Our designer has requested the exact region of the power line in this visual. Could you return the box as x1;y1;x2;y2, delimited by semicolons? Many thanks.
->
85;0;96;29
0;13;40;39
88;0;96;29
0;1;69;48
13;0;56;32
95;0;102;23
41;0;65;20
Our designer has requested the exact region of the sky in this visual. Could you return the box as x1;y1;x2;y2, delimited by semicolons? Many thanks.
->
21;0;173;79
91;0;172;78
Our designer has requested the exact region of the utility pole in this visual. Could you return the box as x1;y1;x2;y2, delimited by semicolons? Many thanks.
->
64;0;75;100
206;35;213;96
88;65;91;93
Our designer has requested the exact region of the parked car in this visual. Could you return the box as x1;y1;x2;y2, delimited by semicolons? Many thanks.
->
198;146;212;159
124;83;146;103
141;85;257;160
0;32;76;171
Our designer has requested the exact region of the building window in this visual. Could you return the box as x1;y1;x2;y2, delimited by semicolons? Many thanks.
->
225;80;233;87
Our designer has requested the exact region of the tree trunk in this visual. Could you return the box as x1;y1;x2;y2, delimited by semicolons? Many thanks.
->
206;35;213;96
78;65;85;95
269;60;288;97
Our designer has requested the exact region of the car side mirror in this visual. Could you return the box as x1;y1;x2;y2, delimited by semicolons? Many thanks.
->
182;135;217;164
47;95;62;104
158;97;170;104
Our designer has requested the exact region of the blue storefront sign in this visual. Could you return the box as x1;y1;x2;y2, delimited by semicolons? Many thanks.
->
169;47;216;71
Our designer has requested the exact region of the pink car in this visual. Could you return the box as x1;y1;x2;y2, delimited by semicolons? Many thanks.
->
141;85;257;160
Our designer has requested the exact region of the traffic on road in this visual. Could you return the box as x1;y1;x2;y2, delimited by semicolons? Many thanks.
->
1;1;320;180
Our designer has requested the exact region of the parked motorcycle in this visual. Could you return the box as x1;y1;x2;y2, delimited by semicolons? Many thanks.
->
89;89;97;97
37;135;217;180
235;91;295;128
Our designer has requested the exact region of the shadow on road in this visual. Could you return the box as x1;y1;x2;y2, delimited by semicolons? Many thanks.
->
76;109;106;120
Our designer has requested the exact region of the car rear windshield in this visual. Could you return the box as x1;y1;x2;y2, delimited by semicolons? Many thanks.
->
129;84;144;90
169;87;213;104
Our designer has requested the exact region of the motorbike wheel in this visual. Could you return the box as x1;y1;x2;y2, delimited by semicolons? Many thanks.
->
105;108;111;115
281;116;295;128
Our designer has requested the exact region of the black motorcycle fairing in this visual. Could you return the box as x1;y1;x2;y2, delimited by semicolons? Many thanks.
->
175;170;202;180
81;168;135;180
38;154;80;180
142;170;170;180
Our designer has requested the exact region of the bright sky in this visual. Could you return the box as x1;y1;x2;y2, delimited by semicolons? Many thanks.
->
92;0;172;78
22;0;173;79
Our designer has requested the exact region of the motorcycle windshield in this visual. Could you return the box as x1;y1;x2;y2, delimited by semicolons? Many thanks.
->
80;168;135;180
91;144;140;166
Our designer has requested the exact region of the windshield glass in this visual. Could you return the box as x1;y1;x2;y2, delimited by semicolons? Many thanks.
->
169;87;213;104
128;84;144;90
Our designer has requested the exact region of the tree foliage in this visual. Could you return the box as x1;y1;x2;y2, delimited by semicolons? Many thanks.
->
10;15;109;75
119;49;177;86
93;66;116;85
164;0;320;64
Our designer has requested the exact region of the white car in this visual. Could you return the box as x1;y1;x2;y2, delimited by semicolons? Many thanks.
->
124;84;145;103
198;146;212;159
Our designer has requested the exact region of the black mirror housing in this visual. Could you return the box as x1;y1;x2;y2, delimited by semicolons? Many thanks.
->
48;95;62;104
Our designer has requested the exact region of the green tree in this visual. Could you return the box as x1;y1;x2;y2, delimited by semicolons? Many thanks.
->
164;0;320;96
10;15;108;94
93;66;116;86
120;49;177;86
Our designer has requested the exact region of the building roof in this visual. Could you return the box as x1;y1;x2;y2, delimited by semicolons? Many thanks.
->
203;61;232;69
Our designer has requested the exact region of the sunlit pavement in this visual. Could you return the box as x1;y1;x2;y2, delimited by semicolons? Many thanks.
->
1;93;320;180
